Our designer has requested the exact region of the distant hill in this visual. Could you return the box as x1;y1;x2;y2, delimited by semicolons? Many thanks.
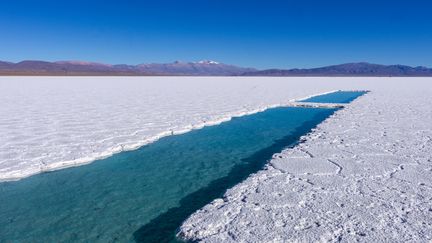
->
242;62;432;77
0;60;255;76
135;60;256;76
1;60;431;76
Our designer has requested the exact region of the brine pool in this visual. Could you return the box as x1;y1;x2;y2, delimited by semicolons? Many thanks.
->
300;90;367;103
0;91;366;242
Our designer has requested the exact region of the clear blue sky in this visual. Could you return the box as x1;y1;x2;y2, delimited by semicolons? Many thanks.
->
1;0;431;69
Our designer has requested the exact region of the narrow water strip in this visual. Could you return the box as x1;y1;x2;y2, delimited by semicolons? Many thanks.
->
299;90;368;103
0;92;365;243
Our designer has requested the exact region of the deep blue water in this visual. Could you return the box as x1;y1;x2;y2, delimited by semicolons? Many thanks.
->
300;91;367;104
0;97;363;242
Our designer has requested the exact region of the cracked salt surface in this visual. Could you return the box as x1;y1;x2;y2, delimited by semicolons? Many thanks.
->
178;78;432;242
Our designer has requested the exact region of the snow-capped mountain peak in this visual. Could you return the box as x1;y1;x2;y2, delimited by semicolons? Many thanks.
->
196;60;220;65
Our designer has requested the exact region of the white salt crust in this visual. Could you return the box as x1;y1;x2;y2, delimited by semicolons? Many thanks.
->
178;78;432;242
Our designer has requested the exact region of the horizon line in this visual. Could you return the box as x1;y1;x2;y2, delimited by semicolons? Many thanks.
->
1;59;431;70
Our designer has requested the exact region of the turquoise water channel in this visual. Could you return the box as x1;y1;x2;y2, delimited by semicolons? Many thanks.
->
0;91;365;242
300;91;367;103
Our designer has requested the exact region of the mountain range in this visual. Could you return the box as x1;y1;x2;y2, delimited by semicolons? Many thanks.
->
0;60;255;76
243;62;432;77
1;60;432;76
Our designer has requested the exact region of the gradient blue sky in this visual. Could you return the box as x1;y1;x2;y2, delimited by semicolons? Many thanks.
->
1;0;431;69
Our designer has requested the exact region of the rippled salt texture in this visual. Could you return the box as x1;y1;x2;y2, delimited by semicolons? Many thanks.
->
0;77;427;181
178;78;432;242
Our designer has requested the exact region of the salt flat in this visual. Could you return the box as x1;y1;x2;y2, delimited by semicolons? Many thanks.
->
178;78;432;242
1;77;431;241
0;77;372;181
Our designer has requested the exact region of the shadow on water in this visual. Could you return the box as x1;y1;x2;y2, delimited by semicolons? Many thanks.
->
133;109;337;243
